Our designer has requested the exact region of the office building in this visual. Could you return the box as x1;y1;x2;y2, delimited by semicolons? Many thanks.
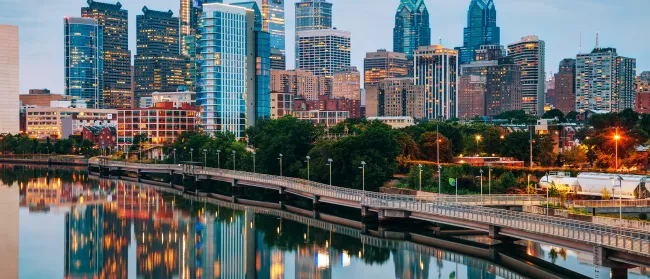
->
82;0;133;109
365;78;425;119
20;90;70;107
296;29;351;95
293;95;361;118
25;107;117;139
198;3;269;138
0;25;19;134
507;36;545;115
457;0;500;64
393;0;430;58
458;74;487;119
576;47;637;113
636;77;650;114
485;57;522;116
363;49;410;87
270;47;286;70
549;59;576;114
180;0;202;55
64;17;103;109
256;0;285;53
134;7;185;105
641;71;650;83
270;92;293;119
295;0;332;33
332;67;361;100
270;69;325;100
414;45;459;120
117;102;197;148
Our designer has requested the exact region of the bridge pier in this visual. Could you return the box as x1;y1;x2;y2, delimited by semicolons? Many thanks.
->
593;246;635;279
378;209;410;222
312;195;320;209
232;179;241;204
488;225;518;243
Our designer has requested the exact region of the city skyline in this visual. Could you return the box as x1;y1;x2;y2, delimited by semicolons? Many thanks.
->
4;0;650;95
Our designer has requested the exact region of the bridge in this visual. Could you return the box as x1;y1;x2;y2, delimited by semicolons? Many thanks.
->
89;159;650;278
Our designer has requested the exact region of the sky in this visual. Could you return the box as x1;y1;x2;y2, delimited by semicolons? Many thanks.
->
2;0;649;95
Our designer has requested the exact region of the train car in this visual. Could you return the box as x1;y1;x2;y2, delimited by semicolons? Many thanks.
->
540;172;649;199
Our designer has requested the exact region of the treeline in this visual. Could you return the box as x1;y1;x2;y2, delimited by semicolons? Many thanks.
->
0;134;98;156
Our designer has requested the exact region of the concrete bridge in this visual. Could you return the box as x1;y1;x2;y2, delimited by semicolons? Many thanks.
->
89;159;650;278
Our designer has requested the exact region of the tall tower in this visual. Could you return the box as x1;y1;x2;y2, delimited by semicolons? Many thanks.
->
294;0;332;66
0;25;19;134
134;7;185;104
507;36;545;116
458;0;500;65
393;0;431;58
296;29;351;96
82;0;132;109
256;0;285;52
414;45;459;120
64;17;104;109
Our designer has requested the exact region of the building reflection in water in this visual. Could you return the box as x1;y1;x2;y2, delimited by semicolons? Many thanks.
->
0;185;19;279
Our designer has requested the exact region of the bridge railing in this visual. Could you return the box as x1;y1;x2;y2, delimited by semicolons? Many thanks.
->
569;199;650;208
432;195;547;206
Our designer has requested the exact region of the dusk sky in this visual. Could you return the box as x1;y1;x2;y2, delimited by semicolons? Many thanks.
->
2;0;649;95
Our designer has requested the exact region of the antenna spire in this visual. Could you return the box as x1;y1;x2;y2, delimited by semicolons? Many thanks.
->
579;30;582;53
596;32;599;48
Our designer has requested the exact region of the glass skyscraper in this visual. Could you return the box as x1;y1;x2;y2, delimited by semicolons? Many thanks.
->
256;0;285;53
458;0;500;65
82;0;132;109
295;0;332;32
64;17;103;109
393;0;431;58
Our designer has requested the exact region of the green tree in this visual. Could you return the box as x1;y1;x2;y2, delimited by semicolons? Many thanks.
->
535;134;556;166
566;111;579;122
407;164;435;190
542;109;565;122
562;146;587;167
418;132;453;162
501;132;532;161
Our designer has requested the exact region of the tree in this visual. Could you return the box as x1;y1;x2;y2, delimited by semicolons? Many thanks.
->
394;132;419;168
601;188;612;200
501;132;531;161
542;109;565;122
562;146;587;167
496;110;537;124
407;164;435;190
535;134;556;167
418;132;453;162
566;111;579;122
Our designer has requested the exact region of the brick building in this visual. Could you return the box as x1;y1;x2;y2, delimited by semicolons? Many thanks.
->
117;102;197;148
82;126;116;148
293;95;361;118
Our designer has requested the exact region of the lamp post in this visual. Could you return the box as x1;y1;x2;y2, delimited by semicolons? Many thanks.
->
252;151;256;173
488;164;492;196
479;169;484;205
217;150;221;169
190;148;194;162
360;161;366;198
173;148;177;164
614;128;621;170
418;164;423;192
278;153;283;176
475;135;482;154
305;156;311;181
617;175;624;223
545;172;550;216
438;165;442;194
527;174;531;195
232;150;236;170
327;158;333;186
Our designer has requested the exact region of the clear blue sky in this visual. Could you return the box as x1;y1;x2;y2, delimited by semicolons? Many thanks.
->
2;0;649;94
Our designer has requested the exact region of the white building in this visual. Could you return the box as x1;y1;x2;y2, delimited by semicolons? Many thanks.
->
0;25;19;134
367;116;415;129
507;36;546;116
26;107;117;139
296;28;351;95
152;91;195;108
414;45;459;120
293;110;348;127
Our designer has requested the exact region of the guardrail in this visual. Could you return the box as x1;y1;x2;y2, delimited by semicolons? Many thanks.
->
570;199;650;208
91;160;650;257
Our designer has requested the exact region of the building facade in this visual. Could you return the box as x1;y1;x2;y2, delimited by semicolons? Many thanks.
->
485;57;522;116
270;92;293;119
457;0;500;65
117;102;197;148
255;0;285;53
332;67;361;100
25;107;117;139
134;7;185;105
64;17;103;109
393;0;430;58
20;90;69;107
365;78;425;119
82;0;133;109
295;0;332;33
458;75;486;119
507;36;545;116
296;29;351;96
270;69;325;100
270;47;286;70
293;110;348;127
414;45;459;120
293;95;361;118
576;47;637;113
363;49;410;87
0;25;19;134
82;126;117;148
151;91;195;107
551;58;576;114
636;76;650;114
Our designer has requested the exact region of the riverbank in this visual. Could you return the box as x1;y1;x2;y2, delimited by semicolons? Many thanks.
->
0;156;88;166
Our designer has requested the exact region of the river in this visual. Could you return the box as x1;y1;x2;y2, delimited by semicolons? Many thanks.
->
1;164;649;279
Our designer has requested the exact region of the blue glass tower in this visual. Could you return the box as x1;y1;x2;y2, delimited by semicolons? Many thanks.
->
393;0;431;58
64;17;103;108
458;0;500;65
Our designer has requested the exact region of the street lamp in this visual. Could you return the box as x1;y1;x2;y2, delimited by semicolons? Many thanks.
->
479;169;484;205
616;175;624;224
217;150;221;169
545;172;550;216
438;165;442;194
173;148;177;164
475;135;482;154
360;161;366;198
190;148;194;162
278;153;283;176
305;156;311;181
232;150;236;170
252;151;256;173
488;164;492;196
203;149;207;167
327;158;333;186
418;164;423;192
614;129;621;170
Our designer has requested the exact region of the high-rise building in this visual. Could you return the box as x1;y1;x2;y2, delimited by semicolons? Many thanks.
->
576;47;636;113
393;0;430;58
507;36;545;115
180;0;203;55
198;3;269;138
485;57;522;116
414;45;459;120
550;59;576;114
270;47;286;70
82;0;132;109
0;25;19;134
365;78;425;119
270;69;325;100
458;70;488;119
363;49;410;87
64;17;103;109
457;0;500;65
134;7;185;106
256;0;285;53
641;71;650;83
295;0;332;33
332;67;361;100
296;29;351;96
636;76;650;114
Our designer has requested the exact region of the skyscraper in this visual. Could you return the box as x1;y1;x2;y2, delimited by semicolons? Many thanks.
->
507;36;545;116
414;45;459;120
134;7;185;105
198;3;268;138
270;48;286;70
0;25;19;134
365;78;425;119
576;47;636;113
363;49;410;87
256;0;285;53
486;57;522;116
551;58;576;114
636;76;650;114
295;0;332;65
64;17;103;109
458;0;500;65
82;0;132;109
393;0;431;58
296;29;351;96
